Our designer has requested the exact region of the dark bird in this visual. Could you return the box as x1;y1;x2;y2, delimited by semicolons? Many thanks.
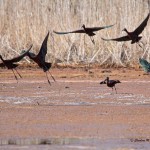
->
100;77;121;94
26;31;55;85
139;58;150;74
53;24;114;44
0;45;33;82
102;13;150;47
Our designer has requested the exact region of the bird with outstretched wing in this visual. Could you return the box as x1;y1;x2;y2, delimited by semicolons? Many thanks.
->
26;31;56;86
102;13;149;46
54;24;115;44
0;44;33;82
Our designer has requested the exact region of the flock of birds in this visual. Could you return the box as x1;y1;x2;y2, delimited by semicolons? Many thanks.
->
0;32;56;85
0;12;150;93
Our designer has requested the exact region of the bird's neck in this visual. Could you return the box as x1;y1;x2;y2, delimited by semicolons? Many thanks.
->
0;56;6;66
0;56;4;62
106;78;109;84
82;25;86;31
124;28;129;34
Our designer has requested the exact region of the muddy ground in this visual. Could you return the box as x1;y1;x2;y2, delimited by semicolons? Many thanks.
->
0;67;150;149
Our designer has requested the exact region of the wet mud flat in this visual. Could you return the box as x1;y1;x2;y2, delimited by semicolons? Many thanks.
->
1;138;150;150
0;68;150;149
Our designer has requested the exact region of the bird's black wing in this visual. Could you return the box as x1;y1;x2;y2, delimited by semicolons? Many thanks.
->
9;44;33;63
86;24;115;32
0;62;18;68
109;80;114;84
133;13;150;35
109;80;121;84
100;80;106;84
53;29;85;34
101;36;130;42
37;31;49;62
0;63;5;67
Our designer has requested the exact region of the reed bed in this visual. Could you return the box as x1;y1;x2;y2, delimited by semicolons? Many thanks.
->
0;0;149;67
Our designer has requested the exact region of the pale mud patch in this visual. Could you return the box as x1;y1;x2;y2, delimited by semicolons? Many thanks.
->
0;79;150;106
0;78;150;149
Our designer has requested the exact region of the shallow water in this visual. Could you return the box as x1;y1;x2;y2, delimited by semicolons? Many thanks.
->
0;137;150;150
1;79;150;149
0;80;150;106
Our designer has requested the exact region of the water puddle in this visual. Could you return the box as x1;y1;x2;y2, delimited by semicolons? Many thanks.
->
0;137;150;150
0;80;150;106
64;102;96;106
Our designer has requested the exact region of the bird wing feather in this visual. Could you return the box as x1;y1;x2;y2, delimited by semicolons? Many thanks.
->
53;29;85;34
100;80;106;84
86;24;115;32
133;13;150;35
8;44;33;63
101;36;130;42
37;31;49;62
109;80;116;84
0;63;5;67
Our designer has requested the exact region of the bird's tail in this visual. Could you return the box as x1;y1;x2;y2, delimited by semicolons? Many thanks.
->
8;64;18;69
44;63;56;82
43;62;52;72
116;80;121;83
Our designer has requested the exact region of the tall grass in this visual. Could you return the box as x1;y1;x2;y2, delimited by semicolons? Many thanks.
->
0;0;149;67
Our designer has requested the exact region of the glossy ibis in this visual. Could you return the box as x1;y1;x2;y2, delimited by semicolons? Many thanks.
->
102;13;150;47
53;24;114;44
26;31;55;85
0;45;33;82
100;77;121;94
139;58;150;74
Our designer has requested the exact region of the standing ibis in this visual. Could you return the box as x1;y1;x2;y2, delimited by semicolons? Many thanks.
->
53;24;114;44
26;31;55;85
0;45;33;82
100;77;121;94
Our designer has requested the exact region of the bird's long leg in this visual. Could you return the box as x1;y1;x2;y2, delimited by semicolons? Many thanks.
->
137;42;144;51
90;36;95;45
14;68;22;78
43;64;56;82
139;41;144;46
45;71;51;86
111;87;113;94
114;86;117;94
11;69;18;83
48;70;56;82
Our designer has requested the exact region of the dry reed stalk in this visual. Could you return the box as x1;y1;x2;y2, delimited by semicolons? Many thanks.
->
0;0;149;67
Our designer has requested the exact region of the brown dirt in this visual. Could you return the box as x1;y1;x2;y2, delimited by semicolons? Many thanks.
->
0;67;150;148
